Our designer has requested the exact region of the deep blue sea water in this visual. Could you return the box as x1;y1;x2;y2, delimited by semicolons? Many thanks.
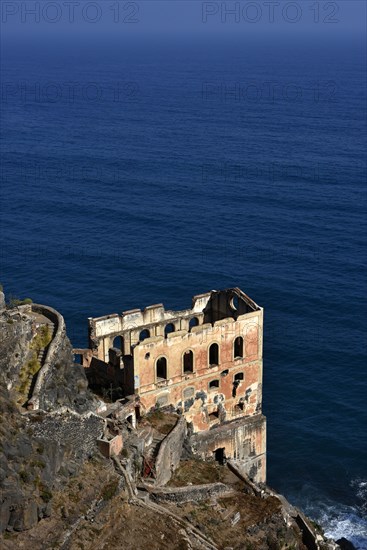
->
1;29;366;547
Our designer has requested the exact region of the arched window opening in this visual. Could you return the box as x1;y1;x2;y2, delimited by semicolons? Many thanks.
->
234;336;243;358
209;343;219;366
209;409;219;422
234;400;245;413
113;336;124;351
139;329;150;342
189;317;199;331
209;379;219;391
164;323;175;338
183;350;194;373
234;372;244;381
156;357;167;380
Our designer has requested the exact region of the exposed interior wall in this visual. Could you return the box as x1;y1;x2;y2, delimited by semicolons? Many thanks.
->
203;289;258;324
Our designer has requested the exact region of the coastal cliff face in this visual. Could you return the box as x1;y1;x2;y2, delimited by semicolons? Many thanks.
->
0;303;95;413
0;302;103;534
0;297;348;549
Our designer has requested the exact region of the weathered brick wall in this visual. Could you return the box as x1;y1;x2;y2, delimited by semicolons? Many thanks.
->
97;434;123;458
136;310;263;433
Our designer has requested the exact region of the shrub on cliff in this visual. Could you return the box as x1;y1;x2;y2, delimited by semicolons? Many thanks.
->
8;297;33;307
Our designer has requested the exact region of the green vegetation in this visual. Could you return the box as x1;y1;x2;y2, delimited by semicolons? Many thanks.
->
8;297;33;307
31;459;46;469
39;483;53;503
17;351;40;395
34;474;41;488
101;479;119;501
36;443;44;454
19;469;30;483
17;325;52;397
31;325;52;351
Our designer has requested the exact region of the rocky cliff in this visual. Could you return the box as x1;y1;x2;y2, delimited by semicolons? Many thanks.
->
0;299;103;533
0;294;354;550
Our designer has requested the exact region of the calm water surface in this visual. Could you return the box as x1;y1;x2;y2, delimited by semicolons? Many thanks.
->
1;30;366;547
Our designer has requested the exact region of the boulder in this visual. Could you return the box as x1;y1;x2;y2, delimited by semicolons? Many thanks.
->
10;500;38;531
336;538;357;550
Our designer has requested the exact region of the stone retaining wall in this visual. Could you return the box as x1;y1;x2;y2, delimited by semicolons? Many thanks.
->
150;482;231;504
155;416;187;486
31;409;105;461
27;304;66;410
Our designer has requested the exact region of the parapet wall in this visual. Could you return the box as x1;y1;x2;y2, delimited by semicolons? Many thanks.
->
89;288;261;362
90;291;213;339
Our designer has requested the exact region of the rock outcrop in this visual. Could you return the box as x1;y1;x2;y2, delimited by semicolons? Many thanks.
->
0;301;102;533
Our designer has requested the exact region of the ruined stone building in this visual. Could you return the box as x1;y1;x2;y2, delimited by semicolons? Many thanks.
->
82;288;266;483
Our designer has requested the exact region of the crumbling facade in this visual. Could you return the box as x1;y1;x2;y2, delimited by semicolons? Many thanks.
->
85;288;266;483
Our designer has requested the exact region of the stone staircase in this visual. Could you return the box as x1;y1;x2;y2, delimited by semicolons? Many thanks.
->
24;320;55;402
143;431;166;480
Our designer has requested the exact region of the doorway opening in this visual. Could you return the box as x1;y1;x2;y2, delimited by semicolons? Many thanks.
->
214;447;226;465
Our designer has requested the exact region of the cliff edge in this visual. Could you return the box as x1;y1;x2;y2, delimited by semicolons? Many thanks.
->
0;293;353;549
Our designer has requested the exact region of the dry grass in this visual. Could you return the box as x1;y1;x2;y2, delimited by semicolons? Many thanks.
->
142;410;178;435
168;459;225;487
16;325;52;397
168;492;289;550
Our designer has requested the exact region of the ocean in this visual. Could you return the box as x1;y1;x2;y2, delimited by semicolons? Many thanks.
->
1;28;366;548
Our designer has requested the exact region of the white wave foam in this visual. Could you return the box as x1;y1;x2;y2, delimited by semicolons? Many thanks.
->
320;507;367;550
352;478;367;513
289;480;367;550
